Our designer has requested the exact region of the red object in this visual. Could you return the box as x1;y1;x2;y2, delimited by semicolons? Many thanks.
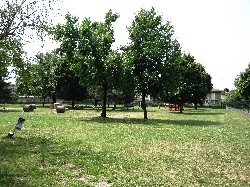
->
169;104;179;110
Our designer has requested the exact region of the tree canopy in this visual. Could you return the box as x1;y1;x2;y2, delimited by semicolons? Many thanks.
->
234;63;250;100
165;53;212;112
77;10;120;118
0;0;61;78
127;7;181;119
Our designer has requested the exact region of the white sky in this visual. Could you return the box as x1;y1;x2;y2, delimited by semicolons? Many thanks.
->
27;0;250;90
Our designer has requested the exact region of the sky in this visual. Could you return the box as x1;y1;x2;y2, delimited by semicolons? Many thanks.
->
28;0;250;90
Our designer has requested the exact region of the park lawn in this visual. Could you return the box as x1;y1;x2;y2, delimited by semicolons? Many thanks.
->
0;105;249;186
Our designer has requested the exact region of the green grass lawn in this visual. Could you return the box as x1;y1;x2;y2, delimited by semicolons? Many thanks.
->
0;104;249;186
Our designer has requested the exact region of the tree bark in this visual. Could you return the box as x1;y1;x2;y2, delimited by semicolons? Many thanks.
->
52;97;56;104
42;96;46;107
142;92;148;120
179;103;183;113
94;98;98;107
101;83;107;118
112;102;116;110
194;102;198;109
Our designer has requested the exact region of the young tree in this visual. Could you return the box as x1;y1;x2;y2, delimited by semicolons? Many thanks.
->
54;55;88;108
188;63;213;109
127;7;180;119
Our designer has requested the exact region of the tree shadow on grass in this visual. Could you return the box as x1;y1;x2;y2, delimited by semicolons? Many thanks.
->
0;135;116;187
0;108;23;113
80;116;221;127
0;136;53;186
169;111;226;115
81;107;145;113
169;108;226;116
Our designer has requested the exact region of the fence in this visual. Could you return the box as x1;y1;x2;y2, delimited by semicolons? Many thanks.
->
226;100;250;113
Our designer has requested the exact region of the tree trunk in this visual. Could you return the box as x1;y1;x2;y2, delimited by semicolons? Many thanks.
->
72;100;75;109
94;98;98;106
142;92;148;120
194;102;198;109
101;83;107;118
52;97;56;104
179;103;183;113
43;96;46;107
112;102;116;110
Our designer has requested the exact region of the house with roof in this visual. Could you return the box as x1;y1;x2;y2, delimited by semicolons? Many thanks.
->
205;89;227;104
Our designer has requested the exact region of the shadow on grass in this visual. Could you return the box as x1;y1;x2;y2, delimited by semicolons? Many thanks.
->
169;111;225;115
0;108;23;113
0;136;53;186
80;117;221;127
0;135;115;187
79;107;145;113
168;108;226;116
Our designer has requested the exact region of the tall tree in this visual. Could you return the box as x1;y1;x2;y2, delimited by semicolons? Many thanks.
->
52;14;87;108
77;10;119;118
127;7;180;119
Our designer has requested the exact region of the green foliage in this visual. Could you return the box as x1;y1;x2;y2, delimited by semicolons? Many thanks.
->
167;53;213;110
234;63;250;100
127;7;181;119
225;89;242;102
128;7;175;95
77;10;120;117
54;55;87;107
0;78;13;102
0;0;61;81
52;14;87;107
35;52;57;100
15;51;58;102
15;62;37;96
77;10;119;84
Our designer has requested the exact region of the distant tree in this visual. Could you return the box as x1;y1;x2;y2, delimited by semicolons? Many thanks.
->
225;89;241;103
15;52;58;104
189;63;213;109
166;54;212;112
234;63;250;100
34;52;58;105
127;7;181;119
15;62;38;96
